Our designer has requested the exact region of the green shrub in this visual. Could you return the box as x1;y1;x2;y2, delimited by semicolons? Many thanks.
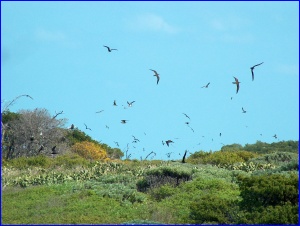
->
243;140;298;154
189;194;239;224
137;165;193;192
239;202;298;224
237;173;298;211
188;150;258;166
150;184;177;201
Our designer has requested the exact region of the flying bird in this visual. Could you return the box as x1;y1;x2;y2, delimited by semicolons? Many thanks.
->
114;141;119;147
232;77;241;94
242;107;247;113
201;82;210;88
103;45;117;52
273;134;277;139
150;69;160;84
250;62;264;81
113;100;117;106
165;140;174;147
84;123;92;131
96;110;104;113
132;135;140;142
127;101;135;107
121;120;128;124
166;152;173;158
182;113;190;120
105;125;109;129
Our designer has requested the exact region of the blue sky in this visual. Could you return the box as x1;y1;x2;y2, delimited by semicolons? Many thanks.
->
1;1;299;160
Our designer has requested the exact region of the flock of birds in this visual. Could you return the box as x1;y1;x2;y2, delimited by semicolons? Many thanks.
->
5;45;280;161
63;45;280;161
5;44;280;161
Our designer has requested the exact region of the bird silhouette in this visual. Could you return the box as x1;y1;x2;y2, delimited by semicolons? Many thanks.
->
165;140;174;147
113;100;117;106
103;45;117;52
182;113;190;120
150;69;160;84
201;82;210;88
114;141;119;147
127;101;135;107
250;62;264;81
182;150;188;163
132;135;140;142
69;124;74;129
51;146;58;155
84;123;92;131
38;145;44;153
105;125;109;129
232;77;241;94
96;110;104;113
273;134;277;139
242;107;247;113
220;133;222;137
121;120;128;124
166;152;173;158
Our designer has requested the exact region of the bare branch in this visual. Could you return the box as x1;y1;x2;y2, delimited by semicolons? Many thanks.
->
52;110;63;119
2;94;33;113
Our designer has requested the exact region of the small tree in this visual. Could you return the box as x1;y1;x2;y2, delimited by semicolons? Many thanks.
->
2;108;67;159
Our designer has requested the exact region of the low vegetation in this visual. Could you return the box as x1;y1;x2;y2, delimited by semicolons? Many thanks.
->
1;109;298;224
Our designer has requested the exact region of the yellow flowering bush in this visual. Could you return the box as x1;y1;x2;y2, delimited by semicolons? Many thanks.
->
71;141;109;161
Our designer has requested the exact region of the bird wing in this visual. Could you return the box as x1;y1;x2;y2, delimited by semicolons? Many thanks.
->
253;62;264;67
150;69;158;75
183;113;190;119
251;69;254;81
103;45;110;50
25;94;34;100
236;83;239;94
156;75;160;84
